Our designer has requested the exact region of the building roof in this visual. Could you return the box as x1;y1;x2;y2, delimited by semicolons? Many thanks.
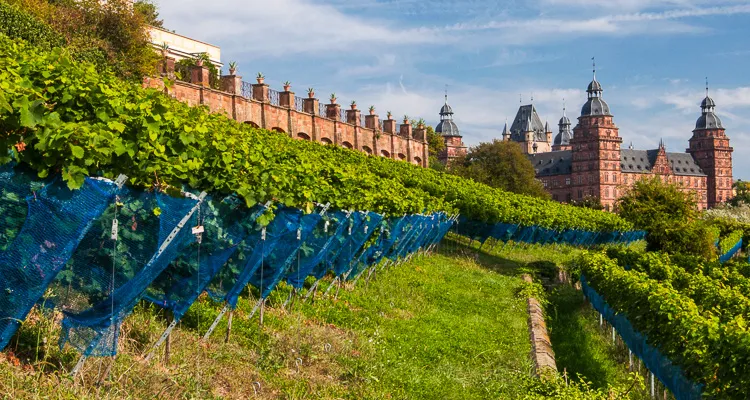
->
695;95;723;130
528;151;572;177
510;104;547;142
440;103;454;115
436;94;460;136
619;149;706;176
581;97;611;116
436;119;460;136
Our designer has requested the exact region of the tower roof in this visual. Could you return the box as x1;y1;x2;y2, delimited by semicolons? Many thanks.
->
510;104;546;142
436;91;461;136
581;58;611;116
695;82;723;130
436;120;460;136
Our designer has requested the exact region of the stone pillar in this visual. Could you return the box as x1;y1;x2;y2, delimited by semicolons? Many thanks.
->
383;118;397;134
303;98;319;115
252;83;269;102
326;103;341;121
279;91;295;108
346;108;361;125
158;57;175;76
220;75;242;95
399;121;412;138
365;114;380;130
413;125;426;141
190;65;210;87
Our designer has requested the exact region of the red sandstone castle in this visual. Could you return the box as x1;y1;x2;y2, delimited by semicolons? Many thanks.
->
439;71;734;210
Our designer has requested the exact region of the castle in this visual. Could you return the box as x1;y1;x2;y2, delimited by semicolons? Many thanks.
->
437;70;734;210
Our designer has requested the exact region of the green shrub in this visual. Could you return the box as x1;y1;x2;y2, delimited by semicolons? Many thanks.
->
0;1;64;50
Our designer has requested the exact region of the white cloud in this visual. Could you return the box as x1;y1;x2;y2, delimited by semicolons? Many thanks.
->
155;0;448;57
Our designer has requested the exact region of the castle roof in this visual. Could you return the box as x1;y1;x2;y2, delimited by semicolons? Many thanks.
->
436;93;461;136
436;119;460;136
620;149;705;176
528;151;572;177
695;94;723;130
510;104;547;142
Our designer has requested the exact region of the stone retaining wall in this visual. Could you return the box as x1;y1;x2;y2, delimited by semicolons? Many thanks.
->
522;274;557;378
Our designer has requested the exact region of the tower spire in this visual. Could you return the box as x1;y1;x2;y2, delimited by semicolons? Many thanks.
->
705;77;709;97
445;84;448;103
563;98;566;117
592;56;596;80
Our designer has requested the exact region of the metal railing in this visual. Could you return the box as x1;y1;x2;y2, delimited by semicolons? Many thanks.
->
319;103;327;118
360;114;367;127
268;89;280;106
241;81;253;99
295;96;305;113
340;108;347;123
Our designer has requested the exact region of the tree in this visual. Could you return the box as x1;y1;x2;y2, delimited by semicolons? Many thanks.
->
729;180;750;207
449;139;549;199
617;176;716;259
8;0;160;80
134;0;164;28
570;195;604;210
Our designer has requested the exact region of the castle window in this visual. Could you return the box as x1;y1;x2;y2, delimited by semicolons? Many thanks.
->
566;178;571;185
578;190;583;199
605;174;609;182
604;188;609;198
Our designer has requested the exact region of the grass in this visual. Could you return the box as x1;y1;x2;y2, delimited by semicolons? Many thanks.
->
545;286;648;399
0;244;536;399
446;233;650;398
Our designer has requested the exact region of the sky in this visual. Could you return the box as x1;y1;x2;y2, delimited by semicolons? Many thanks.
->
154;0;750;179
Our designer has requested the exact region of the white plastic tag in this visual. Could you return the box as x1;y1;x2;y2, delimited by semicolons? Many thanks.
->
348;224;352;235
192;226;204;235
111;219;118;240
261;227;267;241
324;221;330;233
297;228;302;240
364;225;368;234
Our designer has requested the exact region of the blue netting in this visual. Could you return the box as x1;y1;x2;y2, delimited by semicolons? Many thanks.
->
387;215;424;261
454;216;645;247
333;212;382;278
0;169;119;351
285;210;349;289
308;213;355;281
144;196;263;320
581;276;703;400
248;206;322;299
719;238;742;264
55;189;200;357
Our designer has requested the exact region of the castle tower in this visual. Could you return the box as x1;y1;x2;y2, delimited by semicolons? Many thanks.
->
552;102;573;151
436;92;467;164
509;102;551;154
502;120;511;142
686;82;733;207
569;62;623;210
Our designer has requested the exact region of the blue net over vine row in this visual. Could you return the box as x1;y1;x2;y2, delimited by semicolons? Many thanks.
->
0;165;455;358
0;165;123;351
581;276;703;400
455;217;646;247
719;238;742;264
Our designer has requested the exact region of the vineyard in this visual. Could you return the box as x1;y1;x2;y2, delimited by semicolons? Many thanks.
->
578;249;750;399
2;14;750;400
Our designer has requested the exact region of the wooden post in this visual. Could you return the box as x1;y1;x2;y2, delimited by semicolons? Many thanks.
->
225;310;233;343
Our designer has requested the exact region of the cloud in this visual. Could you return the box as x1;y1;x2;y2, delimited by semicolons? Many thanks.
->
441;4;750;44
155;0;449;57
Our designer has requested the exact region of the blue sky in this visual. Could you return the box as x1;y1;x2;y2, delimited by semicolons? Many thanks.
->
155;0;750;179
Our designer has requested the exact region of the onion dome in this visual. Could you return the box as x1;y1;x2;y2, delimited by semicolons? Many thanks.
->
436;92;461;136
581;63;611;116
695;83;723;130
